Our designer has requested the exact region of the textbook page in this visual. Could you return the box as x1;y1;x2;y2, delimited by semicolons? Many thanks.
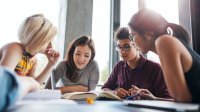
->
62;91;122;100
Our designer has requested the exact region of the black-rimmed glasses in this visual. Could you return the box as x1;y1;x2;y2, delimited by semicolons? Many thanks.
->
115;44;133;52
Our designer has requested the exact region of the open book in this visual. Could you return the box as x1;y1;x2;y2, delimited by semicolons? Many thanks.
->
61;91;122;100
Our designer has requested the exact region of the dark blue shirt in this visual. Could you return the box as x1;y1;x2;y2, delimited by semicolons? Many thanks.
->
102;56;171;98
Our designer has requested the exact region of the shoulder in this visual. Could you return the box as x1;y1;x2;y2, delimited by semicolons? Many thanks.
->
156;35;176;45
0;42;23;67
85;60;99;74
1;42;23;55
155;35;181;53
55;61;67;69
58;60;67;66
89;60;98;65
155;35;183;61
1;42;22;50
87;60;99;68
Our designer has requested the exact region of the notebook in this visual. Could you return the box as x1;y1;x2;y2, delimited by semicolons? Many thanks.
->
22;89;61;100
123;100;200;112
16;99;77;105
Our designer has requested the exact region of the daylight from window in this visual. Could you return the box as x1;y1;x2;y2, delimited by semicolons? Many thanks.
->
0;0;179;85
146;0;179;63
92;0;110;85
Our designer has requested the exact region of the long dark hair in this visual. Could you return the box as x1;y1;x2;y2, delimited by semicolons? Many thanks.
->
128;8;191;45
168;23;191;46
64;35;95;82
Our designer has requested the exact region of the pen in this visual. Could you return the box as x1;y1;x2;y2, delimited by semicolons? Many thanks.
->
131;85;139;89
125;93;139;100
131;85;140;93
125;90;140;100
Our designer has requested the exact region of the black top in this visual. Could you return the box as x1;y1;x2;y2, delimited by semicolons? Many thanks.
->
180;39;200;103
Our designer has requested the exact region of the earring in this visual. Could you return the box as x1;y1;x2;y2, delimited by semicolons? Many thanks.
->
167;27;173;36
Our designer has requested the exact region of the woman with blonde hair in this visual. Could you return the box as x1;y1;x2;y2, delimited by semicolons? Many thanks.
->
0;14;59;84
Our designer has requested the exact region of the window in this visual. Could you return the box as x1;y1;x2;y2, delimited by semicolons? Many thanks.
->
92;0;179;86
120;0;179;63
92;0;110;85
120;0;138;27
0;0;59;75
146;0;179;63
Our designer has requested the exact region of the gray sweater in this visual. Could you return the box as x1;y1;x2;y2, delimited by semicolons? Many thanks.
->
46;60;99;91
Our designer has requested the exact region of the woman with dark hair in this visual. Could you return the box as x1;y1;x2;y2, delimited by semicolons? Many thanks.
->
46;36;99;94
128;8;200;103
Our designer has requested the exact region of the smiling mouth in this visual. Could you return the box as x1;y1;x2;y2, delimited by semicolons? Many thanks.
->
77;62;84;65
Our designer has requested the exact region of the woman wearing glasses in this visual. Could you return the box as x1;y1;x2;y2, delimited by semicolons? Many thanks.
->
45;36;99;94
0;14;59;84
102;27;171;100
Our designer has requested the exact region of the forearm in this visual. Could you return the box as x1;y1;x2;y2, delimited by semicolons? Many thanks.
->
101;88;116;94
44;76;52;89
20;82;33;97
35;62;54;84
19;76;40;97
60;85;88;94
88;80;98;91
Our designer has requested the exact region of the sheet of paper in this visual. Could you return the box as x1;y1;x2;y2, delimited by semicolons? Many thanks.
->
16;99;78;105
22;89;61;100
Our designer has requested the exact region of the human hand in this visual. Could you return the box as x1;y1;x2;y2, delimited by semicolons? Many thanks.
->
129;85;140;96
138;89;157;100
114;88;130;99
128;85;141;100
44;48;60;65
20;76;40;95
75;85;88;92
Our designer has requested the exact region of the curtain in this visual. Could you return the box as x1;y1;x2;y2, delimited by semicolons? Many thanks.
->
190;0;200;54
